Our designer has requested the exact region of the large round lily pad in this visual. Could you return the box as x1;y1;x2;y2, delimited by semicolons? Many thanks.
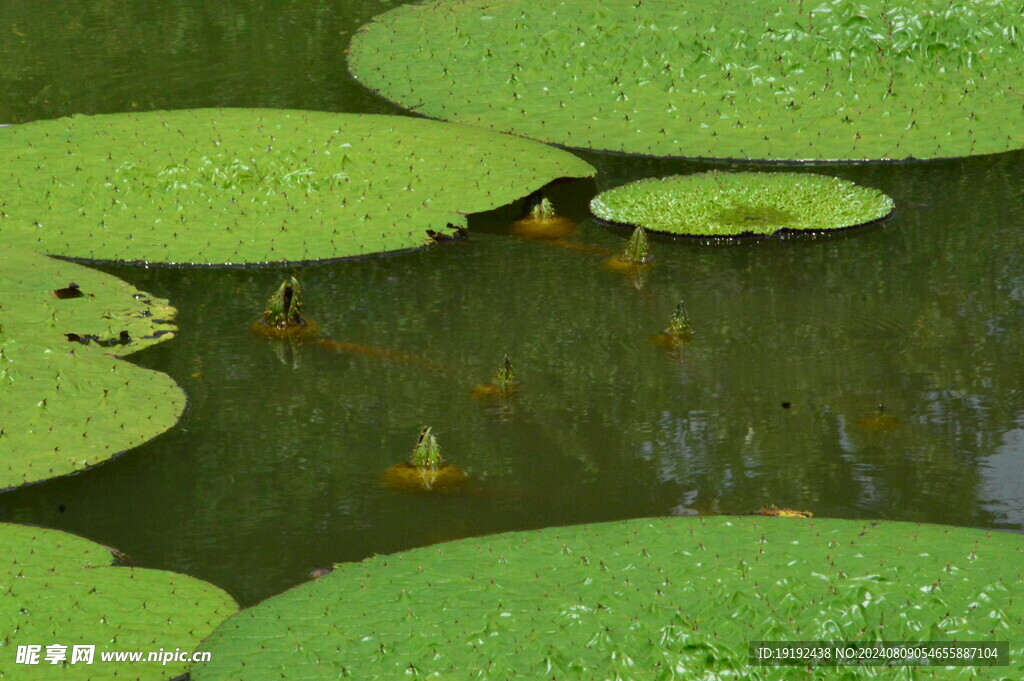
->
0;109;595;264
349;0;1024;161
193;516;1023;680
0;522;237;680
591;172;895;237
0;245;185;490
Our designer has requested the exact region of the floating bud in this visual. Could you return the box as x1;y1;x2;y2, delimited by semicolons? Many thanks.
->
252;276;319;339
410;426;444;469
383;426;468;494
492;355;517;391
473;355;519;400
262;276;304;329
664;301;693;338
511;194;576;240
528;197;557;220
622;227;651;264
650;300;694;349
602;227;652;283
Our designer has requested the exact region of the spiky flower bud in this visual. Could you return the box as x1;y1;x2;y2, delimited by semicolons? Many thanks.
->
622;227;651;264
491;355;517;391
261;276;304;328
664;301;693;337
528;197;557;220
410;426;444;468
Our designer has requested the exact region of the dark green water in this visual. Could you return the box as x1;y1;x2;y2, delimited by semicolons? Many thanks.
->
1;1;1022;608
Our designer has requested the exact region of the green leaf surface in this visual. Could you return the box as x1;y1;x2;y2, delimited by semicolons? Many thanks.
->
591;172;894;237
193;516;1024;680
0;522;238;680
0;245;184;490
349;0;1024;161
0;109;595;264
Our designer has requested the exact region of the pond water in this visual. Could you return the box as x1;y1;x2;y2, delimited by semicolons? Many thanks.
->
1;1;1022;608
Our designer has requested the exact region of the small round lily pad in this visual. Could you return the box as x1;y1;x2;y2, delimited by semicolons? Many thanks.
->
349;0;1024;161
193;516;1023;680
0;245;185;490
590;172;895;237
0;522;237;680
0;109;595;264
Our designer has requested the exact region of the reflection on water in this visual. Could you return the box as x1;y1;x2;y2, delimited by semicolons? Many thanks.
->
0;1;1021;607
0;0;406;123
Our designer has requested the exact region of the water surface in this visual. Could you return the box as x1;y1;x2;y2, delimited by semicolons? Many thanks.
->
0;1;1021;607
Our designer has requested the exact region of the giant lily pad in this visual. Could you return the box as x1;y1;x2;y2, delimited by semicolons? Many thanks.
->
0;245;184;490
591;172;895;237
349;0;1024;161
193;516;1023;680
0;109;595;264
0;522;237;680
